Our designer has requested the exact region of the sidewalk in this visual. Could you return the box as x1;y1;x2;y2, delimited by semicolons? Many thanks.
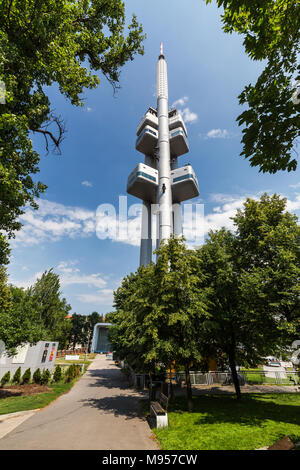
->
0;409;40;440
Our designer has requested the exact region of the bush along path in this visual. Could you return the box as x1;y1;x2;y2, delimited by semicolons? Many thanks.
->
0;363;88;416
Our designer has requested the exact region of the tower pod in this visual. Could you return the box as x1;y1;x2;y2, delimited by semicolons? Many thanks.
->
127;163;158;203
171;164;199;202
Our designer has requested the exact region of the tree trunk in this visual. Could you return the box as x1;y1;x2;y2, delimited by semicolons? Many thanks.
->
149;371;153;404
228;347;241;400
169;363;174;401
184;363;193;411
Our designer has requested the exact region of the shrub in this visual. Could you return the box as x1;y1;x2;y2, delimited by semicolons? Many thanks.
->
41;369;51;385
12;367;21;384
53;365;62;383
33;368;42;384
75;365;81;377
65;364;80;382
65;364;75;382
0;371;10;387
22;368;31;384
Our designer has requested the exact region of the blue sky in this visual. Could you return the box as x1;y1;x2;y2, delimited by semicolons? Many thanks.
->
7;0;300;315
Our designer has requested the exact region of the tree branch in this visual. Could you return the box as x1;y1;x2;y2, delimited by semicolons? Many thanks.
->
30;115;66;154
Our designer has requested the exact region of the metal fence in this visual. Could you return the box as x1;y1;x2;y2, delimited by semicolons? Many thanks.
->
126;368;300;390
176;370;300;386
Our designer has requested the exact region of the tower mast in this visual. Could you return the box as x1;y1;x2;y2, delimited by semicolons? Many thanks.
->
157;43;172;244
126;45;199;265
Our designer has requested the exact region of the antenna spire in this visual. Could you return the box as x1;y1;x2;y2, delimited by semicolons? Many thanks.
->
159;42;165;59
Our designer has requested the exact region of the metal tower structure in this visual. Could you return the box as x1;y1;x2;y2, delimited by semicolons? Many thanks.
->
127;44;199;265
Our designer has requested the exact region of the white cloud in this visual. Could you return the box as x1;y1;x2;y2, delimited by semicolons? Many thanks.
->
172;96;188;107
56;260;107;289
10;260;109;296
183;196;244;245
184;191;300;248
180;108;198;123
9;271;44;289
286;194;300;212
172;96;198;124
81;180;93;187
11;191;300;252
11;199;96;247
289;182;300;189
76;289;114;306
206;129;229;139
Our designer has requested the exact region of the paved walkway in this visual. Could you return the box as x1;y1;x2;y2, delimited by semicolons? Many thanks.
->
0;355;158;450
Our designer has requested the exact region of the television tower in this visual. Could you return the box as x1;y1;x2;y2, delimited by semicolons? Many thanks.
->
127;45;199;265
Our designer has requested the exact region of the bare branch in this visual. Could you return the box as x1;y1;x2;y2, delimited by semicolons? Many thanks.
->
30;114;66;154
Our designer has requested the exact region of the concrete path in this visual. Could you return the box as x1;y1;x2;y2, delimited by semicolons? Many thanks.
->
0;355;158;450
0;409;40;440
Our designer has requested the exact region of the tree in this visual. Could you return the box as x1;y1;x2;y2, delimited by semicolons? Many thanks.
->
196;194;300;399
110;237;210;411
0;0;145;253
206;1;300;173
0;283;46;353
86;311;104;351
69;313;89;350
29;269;72;347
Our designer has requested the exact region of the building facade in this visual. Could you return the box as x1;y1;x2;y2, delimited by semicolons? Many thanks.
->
0;341;58;378
91;323;112;353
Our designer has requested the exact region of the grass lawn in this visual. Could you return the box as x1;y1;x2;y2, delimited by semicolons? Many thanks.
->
152;393;300;450
0;381;78;416
55;353;95;365
55;358;92;365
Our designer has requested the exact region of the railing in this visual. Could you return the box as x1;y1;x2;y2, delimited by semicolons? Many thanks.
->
123;368;300;390
56;348;87;358
176;370;300;386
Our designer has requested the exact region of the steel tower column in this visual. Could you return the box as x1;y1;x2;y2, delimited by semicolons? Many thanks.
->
157;44;172;245
139;155;154;266
171;156;182;237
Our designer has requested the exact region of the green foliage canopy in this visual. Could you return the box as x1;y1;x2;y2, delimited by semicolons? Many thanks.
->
196;193;300;398
0;0;145;245
206;0;300;173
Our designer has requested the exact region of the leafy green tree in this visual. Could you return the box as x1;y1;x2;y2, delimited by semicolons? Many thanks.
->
0;266;12;312
0;285;46;353
86;311;104;351
30;269;72;347
206;1;300;173
0;0;145;253
104;312;115;323
1;269;72;352
151;237;210;410
196;194;300;399
69;313;89;350
111;237;209;411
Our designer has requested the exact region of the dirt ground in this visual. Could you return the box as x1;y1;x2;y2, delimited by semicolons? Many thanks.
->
0;384;51;398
